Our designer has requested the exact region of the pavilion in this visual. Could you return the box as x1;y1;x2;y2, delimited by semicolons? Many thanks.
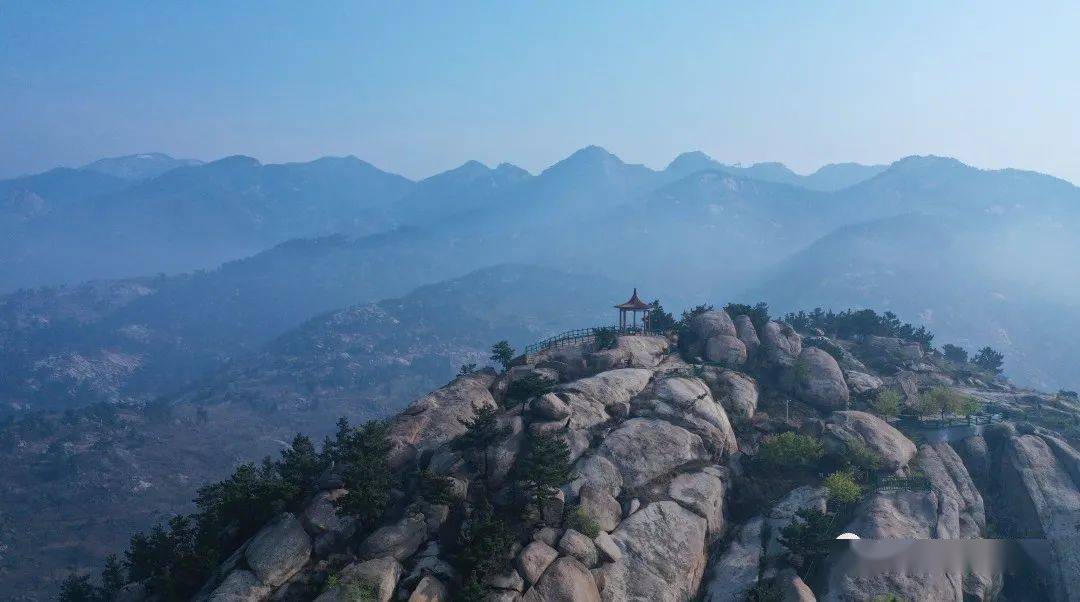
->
615;289;651;332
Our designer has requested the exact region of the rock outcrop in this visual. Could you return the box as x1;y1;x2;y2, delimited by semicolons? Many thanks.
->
823;410;916;471
793;347;849;409
762;321;802;368
732;315;761;357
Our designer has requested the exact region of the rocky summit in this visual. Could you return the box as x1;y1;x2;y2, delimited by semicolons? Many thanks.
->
84;306;1080;601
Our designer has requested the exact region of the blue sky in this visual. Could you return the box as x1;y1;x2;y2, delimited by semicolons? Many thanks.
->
2;1;1078;181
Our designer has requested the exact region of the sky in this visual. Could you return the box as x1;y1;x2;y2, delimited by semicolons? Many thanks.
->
1;1;1079;182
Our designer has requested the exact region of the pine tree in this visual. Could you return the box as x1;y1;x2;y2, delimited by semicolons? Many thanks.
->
489;341;515;371
58;574;99;602
100;554;126;595
337;420;394;530
455;406;511;481
514;430;572;522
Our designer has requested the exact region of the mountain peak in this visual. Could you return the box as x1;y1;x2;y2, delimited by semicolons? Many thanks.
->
81;153;203;181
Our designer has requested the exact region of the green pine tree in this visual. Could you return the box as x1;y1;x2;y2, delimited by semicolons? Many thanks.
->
514;430;572;523
455;405;512;481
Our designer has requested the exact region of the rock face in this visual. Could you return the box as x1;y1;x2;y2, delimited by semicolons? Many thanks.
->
824;410;916;471
597;418;708;488
586;335;669;371
209;570;272;602
704;334;747;366
598;501;708;602
732;315;761;356
244;513;311;587
992;432;1080;600
633;376;738;457
844;370;883;395
667;470;726;537
556;368;653;431
359;513;428;561
701;367;758;418
762;321;802;368
702;517;763;602
861;335;924;365
577;481;622;532
388;370;498;467
828;442;993;602
794;347;849;409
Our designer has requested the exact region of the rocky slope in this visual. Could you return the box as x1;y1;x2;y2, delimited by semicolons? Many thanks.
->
95;307;1080;601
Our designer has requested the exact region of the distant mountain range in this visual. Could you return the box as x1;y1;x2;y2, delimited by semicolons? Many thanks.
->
1;146;1078;399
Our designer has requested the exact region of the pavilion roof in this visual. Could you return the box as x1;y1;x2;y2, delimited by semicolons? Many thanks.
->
615;288;650;310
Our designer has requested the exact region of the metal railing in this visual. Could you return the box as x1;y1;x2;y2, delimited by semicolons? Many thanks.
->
522;325;649;358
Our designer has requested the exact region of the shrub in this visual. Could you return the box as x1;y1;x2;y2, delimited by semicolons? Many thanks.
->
456;499;516;598
825;471;863;505
941;344;968;364
843;439;883;473
458;363;477;376
593;326;618;350
757;432;824;469
417;469;455;505
783;307;933;346
724;302;771;331
566;505;601;538
870;389;902;419
779;508;840;579
647;300;677;332
505;373;554;409
917;386;974;420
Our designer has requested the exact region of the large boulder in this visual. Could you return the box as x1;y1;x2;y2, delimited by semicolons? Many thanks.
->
569;453;624;499
316;557;403;602
388;369;498;467
733;315;761;356
633;377;738;457
407;575;449;602
359;512;428;561
763;486;828;560
597;418;708;488
555;368;653;431
517;540;559;586
303;489;356;556
586;335;669;372
844;370;883;395
667;470;726;537
686;311;738;354
793;347;849;409
577;481;622;532
521;557;601;602
704;335;747;366
208;570;271;602
860;335;924;367
244;513;311;587
701;368;759;418
824;411;917;471
598;501;708;602
917;442;985;539
558;529;600;567
702;516;763;602
762;321;802;368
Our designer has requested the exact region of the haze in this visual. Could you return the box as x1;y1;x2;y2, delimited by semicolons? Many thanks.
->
2;1;1079;182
